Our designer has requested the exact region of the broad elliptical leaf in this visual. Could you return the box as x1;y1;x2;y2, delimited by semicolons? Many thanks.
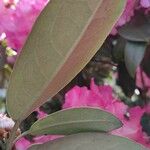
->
6;0;126;121
26;108;122;136
28;133;147;150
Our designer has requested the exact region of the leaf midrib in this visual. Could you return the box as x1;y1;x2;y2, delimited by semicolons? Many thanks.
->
29;119;120;135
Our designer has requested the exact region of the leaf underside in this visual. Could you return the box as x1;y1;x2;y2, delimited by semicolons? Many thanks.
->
28;132;147;150
124;41;146;78
26;108;122;136
6;0;126;120
118;13;150;42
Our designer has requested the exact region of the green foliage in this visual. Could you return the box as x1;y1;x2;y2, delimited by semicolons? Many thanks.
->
119;13;150;42
6;0;126;121
124;42;146;78
26;108;122;135
28;133;146;150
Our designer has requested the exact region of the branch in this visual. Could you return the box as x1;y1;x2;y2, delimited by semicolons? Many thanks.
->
6;120;20;150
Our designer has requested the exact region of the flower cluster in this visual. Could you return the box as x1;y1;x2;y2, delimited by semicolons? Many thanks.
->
0;0;47;51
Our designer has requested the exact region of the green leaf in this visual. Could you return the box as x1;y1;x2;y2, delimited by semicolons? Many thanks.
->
6;0;126;121
112;37;126;63
119;13;150;42
119;24;150;42
26;108;122;136
124;41;146;78
28;133;147;150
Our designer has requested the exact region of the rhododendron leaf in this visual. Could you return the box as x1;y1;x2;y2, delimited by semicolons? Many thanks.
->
119;13;150;42
28;133;146;150
119;24;150;42
141;45;150;77
26;108;122;136
6;0;126;120
124;41;146;78
112;37;126;63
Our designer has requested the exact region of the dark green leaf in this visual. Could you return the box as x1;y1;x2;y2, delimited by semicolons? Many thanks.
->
124;42;146;78
141;45;150;77
119;13;150;42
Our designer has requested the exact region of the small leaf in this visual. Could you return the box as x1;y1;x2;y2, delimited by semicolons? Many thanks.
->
124;41;146;78
6;0;126;121
28;132;147;150
26;108;122;136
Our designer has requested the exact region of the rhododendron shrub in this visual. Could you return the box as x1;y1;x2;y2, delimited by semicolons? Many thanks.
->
0;0;149;150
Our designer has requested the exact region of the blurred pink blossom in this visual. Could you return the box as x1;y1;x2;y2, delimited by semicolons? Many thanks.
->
140;0;150;8
36;108;47;119
0;0;48;51
63;79;127;119
1;0;149;51
111;0;137;35
112;107;149;146
15;135;62;150
136;66;150;97
111;0;150;35
15;137;31;150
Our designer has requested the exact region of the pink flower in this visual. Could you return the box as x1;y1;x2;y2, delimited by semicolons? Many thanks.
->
63;79;127;119
112;107;144;140
140;0;150;8
15;135;62;150
36;108;47;119
15;137;31;150
111;0;137;35
63;86;91;108
136;66;150;97
33;135;62;144
112;106;150;148
0;0;48;51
